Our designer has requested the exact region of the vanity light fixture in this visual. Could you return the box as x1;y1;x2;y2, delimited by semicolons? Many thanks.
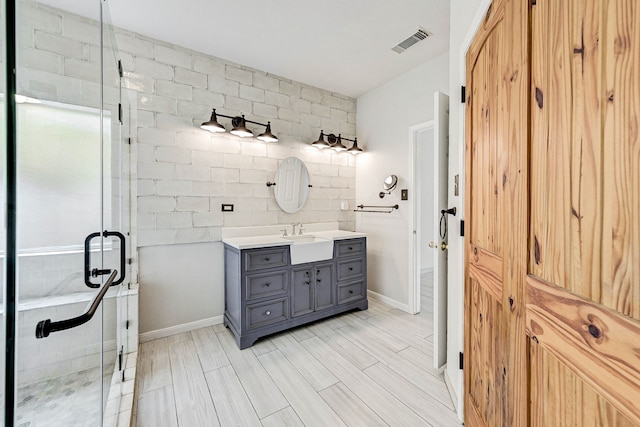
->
200;108;278;142
311;130;362;154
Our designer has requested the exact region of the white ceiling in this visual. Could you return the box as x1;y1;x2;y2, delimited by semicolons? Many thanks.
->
39;0;450;98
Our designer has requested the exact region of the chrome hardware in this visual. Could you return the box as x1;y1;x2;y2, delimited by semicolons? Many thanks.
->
292;223;298;235
429;241;437;248
265;310;271;316
280;229;288;237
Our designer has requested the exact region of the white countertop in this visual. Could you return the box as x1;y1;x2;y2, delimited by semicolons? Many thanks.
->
222;229;366;250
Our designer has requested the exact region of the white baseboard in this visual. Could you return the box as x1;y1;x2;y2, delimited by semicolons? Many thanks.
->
444;368;463;423
140;315;224;343
420;267;434;275
367;290;410;312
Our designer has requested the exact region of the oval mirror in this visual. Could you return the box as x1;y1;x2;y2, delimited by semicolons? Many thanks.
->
273;157;310;213
383;174;398;192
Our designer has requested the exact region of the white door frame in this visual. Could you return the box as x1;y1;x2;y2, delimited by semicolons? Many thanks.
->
408;120;434;315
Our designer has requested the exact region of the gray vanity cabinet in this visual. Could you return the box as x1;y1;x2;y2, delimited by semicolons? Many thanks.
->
291;262;334;317
223;237;368;349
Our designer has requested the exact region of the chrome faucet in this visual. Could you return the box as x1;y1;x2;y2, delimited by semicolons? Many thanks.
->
280;228;288;237
297;222;304;235
291;223;298;235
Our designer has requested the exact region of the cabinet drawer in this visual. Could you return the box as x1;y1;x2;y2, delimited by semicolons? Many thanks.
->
246;298;288;329
337;280;365;304
335;239;365;258
244;247;288;271
246;270;288;300
336;258;364;281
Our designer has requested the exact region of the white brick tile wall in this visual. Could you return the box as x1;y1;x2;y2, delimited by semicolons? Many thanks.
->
176;196;209;212
225;65;252;85
19;4;357;249
155;44;191;68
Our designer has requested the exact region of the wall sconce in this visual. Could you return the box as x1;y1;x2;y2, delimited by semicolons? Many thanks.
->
311;130;363;155
200;108;278;143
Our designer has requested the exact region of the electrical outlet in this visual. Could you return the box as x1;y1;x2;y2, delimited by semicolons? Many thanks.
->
401;189;408;200
221;204;234;212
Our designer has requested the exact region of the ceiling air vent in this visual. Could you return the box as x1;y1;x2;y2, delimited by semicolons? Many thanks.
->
391;28;432;53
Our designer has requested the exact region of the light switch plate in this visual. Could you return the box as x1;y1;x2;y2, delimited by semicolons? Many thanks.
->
221;204;234;212
401;189;408;200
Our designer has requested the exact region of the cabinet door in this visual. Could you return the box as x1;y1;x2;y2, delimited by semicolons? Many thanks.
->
314;263;334;311
291;267;313;317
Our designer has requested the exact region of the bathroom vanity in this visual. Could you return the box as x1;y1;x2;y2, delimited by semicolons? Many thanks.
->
222;227;367;349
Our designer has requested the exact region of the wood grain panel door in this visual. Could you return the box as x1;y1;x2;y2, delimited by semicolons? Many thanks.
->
528;0;640;424
464;0;529;425
466;0;640;426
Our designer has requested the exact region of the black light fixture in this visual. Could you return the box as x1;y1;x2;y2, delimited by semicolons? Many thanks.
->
200;108;278;142
311;131;331;149
347;137;363;155
311;130;362;154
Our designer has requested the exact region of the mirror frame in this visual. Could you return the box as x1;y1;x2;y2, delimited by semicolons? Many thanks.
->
273;157;311;213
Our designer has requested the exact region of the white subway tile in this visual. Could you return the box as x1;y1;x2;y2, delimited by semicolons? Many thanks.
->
279;81;300;97
138;161;175;180
240;142;267;157
34;30;83;59
156;212;192;229
253;102;278;119
174;67;207;88
175;164;210;181
115;34;155;59
21;5;63;34
211;168;239;183
176;196;210;212
137;213;155;230
265;91;289;108
137;93;176;114
239;85;265;102
193;212;223;227
193;55;225;76
138;229;175;246
137;179;156;196
224;96;252;114
239;169;267;184
192;181;224;197
135;57;173;80
253;73;279;92
20;46;63;74
191;150;224;167
156;80;192;100
175;227;210;244
223;153;253;169
311;103;331;118
156;44;191;68
138;127;176;146
156;180;193;196
225;65;252;85
138;196;176;213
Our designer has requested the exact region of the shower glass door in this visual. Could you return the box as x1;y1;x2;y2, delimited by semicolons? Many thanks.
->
10;0;129;425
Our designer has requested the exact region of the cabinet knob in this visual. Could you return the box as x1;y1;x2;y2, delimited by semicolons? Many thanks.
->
305;281;310;285
265;310;271;316
265;257;271;261
316;269;320;274
348;247;353;250
317;279;321;283
349;290;354;294
349;267;353;271
264;282;270;287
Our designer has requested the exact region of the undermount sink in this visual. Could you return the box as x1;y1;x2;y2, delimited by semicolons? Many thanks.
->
284;235;334;265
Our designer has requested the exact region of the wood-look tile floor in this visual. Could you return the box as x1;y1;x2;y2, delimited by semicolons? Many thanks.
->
133;289;460;426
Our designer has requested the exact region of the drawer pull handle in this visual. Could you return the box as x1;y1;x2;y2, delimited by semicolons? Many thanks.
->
265;310;271;316
305;281;310;285
348;247;353;250
264;257;271;261
317;279;321;283
264;282;270;287
316;270;320;274
349;290;354;294
349;267;353;271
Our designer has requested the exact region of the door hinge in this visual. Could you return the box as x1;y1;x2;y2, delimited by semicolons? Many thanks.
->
122;369;125;382
460;219;465;237
118;346;123;371
127;257;133;265
125;320;130;330
461;86;466;103
126;137;132;145
459;352;464;369
118;103;122;124
117;59;123;78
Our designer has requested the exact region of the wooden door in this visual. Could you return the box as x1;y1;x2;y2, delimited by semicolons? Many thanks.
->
464;0;529;425
465;0;640;426
528;0;640;424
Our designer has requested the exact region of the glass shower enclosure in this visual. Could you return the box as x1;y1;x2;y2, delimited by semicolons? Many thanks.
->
3;0;135;425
